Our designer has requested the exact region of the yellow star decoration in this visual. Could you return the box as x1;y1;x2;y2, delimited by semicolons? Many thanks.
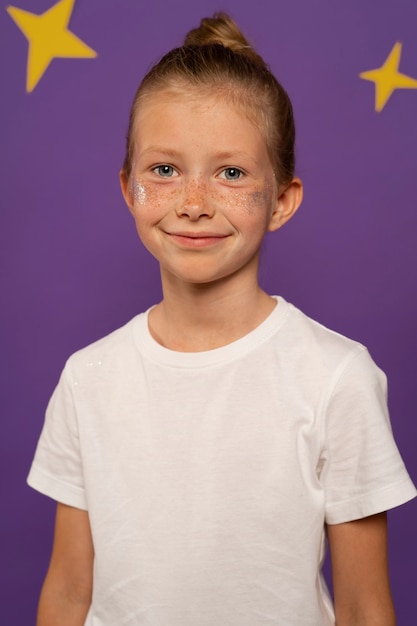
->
7;0;97;93
360;42;417;112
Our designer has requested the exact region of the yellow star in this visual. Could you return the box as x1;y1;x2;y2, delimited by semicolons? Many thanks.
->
360;42;417;112
7;0;97;93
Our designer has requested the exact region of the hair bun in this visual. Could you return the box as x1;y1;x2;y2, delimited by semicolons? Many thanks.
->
122;11;295;187
183;12;266;68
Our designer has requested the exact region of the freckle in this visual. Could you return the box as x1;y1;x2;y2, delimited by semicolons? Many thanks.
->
227;183;272;215
231;190;258;215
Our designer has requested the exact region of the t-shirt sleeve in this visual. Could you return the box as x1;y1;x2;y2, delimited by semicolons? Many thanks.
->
27;361;87;510
323;347;416;524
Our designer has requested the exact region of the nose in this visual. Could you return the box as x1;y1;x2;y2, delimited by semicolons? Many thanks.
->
176;179;213;220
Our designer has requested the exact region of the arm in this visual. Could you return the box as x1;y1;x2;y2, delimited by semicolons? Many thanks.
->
327;512;395;626
37;503;94;626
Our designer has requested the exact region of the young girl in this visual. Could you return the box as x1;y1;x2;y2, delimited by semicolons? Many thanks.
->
28;13;416;626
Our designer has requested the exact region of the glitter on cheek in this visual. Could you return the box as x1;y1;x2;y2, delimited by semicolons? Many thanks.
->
222;187;271;216
130;177;177;211
247;179;275;214
133;179;147;205
248;189;270;213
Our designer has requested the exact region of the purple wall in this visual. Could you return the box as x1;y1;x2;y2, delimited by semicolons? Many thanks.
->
1;0;416;623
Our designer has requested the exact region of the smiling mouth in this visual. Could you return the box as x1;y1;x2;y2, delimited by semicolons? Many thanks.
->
167;232;230;248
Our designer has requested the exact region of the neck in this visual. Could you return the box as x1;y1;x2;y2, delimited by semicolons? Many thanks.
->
148;273;276;352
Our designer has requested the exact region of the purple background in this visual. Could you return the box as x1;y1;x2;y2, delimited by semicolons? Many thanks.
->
1;0;416;623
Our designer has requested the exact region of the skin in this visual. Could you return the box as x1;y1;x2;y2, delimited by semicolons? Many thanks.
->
37;88;396;624
120;89;302;351
327;513;396;625
37;504;93;626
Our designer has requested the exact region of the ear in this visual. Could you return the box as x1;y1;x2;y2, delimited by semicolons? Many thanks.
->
268;177;303;232
119;170;134;212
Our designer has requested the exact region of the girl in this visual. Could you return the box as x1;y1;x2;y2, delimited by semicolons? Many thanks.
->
29;13;416;626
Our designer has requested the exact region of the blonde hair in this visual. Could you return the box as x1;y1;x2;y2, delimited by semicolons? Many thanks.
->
122;13;295;188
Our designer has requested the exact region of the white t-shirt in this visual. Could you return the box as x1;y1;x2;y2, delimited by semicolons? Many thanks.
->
28;297;416;626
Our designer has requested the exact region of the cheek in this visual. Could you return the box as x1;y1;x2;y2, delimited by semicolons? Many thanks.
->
130;178;177;211
132;180;147;205
129;177;274;220
223;184;274;217
131;178;165;209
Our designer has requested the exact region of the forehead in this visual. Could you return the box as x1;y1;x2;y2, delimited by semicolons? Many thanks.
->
133;87;268;152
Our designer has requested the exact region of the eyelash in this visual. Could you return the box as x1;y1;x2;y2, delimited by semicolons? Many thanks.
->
151;165;244;181
152;165;177;177
219;167;244;181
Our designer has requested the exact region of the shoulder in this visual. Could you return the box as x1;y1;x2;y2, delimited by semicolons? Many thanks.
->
274;298;391;412
63;311;148;380
281;298;371;372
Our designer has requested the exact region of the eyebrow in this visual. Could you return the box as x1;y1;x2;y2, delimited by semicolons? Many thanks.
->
210;150;258;164
138;146;259;164
137;147;182;159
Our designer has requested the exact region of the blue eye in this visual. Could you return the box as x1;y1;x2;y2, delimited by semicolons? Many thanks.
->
222;167;243;181
154;165;176;177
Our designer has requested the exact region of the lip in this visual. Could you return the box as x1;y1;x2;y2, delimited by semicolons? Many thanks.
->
166;231;230;248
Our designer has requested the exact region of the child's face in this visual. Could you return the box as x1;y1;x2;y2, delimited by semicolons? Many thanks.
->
121;89;300;287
